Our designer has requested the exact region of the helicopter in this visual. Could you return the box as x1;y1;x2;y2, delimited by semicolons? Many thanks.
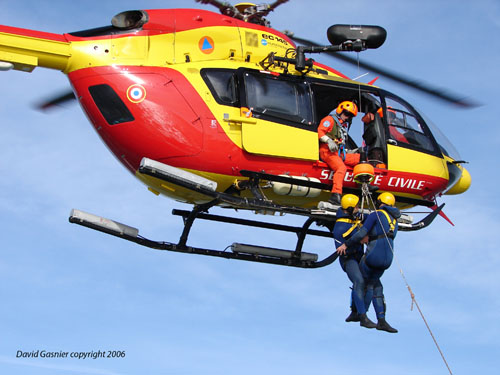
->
0;0;472;268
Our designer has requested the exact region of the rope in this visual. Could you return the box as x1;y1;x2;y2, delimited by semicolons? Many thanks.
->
356;53;362;111
361;184;453;375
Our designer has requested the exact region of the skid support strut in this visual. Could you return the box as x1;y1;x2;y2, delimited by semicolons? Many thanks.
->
177;199;220;248
171;207;338;268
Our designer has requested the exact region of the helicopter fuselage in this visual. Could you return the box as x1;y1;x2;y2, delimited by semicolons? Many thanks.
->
0;8;470;210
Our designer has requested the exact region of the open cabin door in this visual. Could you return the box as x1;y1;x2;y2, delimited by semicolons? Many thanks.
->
310;81;387;164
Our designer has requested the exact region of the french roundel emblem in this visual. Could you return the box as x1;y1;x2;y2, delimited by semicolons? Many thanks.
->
127;84;146;103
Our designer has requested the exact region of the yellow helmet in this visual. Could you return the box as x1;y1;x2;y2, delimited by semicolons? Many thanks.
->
378;192;395;206
341;194;359;210
336;101;358;117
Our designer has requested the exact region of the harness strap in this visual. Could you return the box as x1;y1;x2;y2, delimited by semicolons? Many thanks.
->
326;115;348;144
368;210;396;242
338;143;346;161
377;209;396;232
336;218;362;238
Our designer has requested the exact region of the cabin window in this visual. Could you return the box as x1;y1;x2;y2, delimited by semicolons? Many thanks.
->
244;72;313;126
88;84;134;125
384;97;435;153
201;69;238;106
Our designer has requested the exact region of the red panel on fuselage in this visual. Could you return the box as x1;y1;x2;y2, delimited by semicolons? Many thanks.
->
70;66;204;172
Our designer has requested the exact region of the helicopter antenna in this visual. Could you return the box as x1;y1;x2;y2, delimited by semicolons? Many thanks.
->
352;72;369;81
195;0;289;26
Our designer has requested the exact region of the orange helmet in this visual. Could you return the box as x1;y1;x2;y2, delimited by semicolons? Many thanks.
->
377;106;396;118
336;101;358;117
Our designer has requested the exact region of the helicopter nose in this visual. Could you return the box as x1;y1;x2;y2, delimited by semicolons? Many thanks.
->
445;164;471;195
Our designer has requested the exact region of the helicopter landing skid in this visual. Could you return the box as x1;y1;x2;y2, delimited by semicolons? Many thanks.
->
69;206;338;269
68;158;443;267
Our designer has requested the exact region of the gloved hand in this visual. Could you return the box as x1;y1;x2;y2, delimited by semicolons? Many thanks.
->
362;113;375;124
327;138;338;152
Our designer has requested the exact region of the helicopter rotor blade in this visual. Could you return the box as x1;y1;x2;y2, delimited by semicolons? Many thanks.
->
285;33;478;108
261;0;290;16
194;0;234;15
36;90;76;111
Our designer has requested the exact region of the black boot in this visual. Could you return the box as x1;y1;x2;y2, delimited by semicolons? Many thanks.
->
376;318;398;333
328;193;341;205
345;310;360;322
359;314;377;329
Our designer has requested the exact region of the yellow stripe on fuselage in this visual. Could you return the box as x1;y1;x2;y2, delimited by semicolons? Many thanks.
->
65;25;295;73
387;144;448;179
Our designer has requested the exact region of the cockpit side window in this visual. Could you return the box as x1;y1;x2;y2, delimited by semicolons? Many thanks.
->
201;69;239;107
384;97;437;153
89;84;134;125
243;71;313;127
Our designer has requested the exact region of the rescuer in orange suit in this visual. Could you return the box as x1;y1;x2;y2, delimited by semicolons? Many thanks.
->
318;101;360;205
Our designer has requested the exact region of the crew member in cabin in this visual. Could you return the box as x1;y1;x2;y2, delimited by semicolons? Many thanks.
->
318;101;360;205
336;192;400;333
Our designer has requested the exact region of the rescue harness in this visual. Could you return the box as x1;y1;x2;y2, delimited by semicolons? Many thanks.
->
326;115;349;161
336;217;362;238
368;209;396;241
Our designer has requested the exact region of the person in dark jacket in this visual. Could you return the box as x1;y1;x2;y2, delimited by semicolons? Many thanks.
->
337;192;400;333
333;194;376;329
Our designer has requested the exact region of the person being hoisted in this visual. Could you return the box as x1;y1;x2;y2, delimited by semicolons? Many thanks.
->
318;101;361;205
333;194;377;329
337;192;400;333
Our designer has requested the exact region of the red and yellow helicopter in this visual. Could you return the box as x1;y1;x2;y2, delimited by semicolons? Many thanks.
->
0;0;472;268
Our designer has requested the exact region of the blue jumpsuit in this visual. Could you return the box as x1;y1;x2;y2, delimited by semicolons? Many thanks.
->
344;205;401;319
333;208;370;315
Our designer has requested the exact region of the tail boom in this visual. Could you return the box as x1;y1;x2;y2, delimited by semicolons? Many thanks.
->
0;25;70;72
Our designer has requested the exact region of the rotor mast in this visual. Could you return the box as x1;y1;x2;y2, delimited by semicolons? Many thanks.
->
195;0;289;26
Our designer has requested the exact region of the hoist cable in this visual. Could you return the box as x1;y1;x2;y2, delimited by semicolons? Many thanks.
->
361;184;453;375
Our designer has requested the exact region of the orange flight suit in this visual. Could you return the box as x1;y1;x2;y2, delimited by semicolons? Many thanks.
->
318;115;360;194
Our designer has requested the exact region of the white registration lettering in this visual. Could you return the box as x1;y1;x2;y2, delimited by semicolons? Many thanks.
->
373;175;383;185
399;178;413;188
388;176;425;190
320;170;330;180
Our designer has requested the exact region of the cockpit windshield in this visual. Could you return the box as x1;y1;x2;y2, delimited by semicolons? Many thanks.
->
383;96;437;154
415;107;461;160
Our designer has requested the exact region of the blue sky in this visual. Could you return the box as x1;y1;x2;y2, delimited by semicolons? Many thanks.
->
0;1;498;374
